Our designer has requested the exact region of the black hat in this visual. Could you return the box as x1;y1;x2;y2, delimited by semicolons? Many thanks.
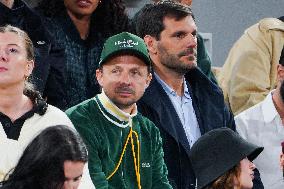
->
189;127;263;189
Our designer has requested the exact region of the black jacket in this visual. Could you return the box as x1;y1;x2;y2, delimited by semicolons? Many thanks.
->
137;68;236;189
0;0;67;109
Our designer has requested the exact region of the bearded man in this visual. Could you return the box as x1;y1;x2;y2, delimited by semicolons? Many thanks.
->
135;1;235;188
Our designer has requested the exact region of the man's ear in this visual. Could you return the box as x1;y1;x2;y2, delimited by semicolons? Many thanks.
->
277;64;284;82
144;35;158;55
96;68;103;87
146;73;152;88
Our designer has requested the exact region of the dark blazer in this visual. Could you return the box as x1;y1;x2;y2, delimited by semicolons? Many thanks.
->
137;68;236;189
0;0;67;109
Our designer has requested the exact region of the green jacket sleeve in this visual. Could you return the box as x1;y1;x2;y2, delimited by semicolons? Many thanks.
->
151;123;173;189
66;106;109;189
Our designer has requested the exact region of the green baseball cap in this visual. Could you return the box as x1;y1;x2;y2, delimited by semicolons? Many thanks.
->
99;32;151;66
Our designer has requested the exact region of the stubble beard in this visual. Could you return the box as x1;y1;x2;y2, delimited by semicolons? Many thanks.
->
158;44;197;75
105;85;137;111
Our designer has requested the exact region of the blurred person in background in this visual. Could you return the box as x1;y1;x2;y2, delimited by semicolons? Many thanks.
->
0;0;67;109
217;16;284;115
235;45;284;189
37;0;130;108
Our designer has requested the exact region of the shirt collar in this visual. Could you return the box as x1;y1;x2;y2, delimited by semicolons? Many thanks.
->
261;91;279;123
154;72;191;98
94;90;137;128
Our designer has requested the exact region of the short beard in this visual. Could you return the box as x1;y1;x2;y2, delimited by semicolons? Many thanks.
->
158;44;197;75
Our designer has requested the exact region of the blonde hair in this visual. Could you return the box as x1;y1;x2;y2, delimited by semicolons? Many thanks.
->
0;25;35;61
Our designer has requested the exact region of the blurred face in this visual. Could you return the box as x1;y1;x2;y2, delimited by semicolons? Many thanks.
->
63;161;85;189
96;55;152;113
64;0;100;18
156;16;197;75
238;158;256;189
180;0;192;6
280;153;284;167
0;32;33;88
0;0;14;8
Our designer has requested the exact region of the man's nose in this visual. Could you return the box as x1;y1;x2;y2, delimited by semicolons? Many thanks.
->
120;72;131;84
186;34;197;48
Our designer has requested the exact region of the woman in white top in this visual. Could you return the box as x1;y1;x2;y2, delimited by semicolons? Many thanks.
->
0;24;72;180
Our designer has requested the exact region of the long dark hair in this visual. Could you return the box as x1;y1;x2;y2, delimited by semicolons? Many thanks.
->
0;125;88;189
37;0;129;37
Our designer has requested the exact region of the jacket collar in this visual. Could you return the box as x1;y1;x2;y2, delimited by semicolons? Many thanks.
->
261;91;279;123
140;68;228;155
142;74;192;155
94;91;137;128
154;72;191;98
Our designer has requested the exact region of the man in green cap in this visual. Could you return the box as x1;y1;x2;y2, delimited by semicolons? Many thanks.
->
66;32;173;189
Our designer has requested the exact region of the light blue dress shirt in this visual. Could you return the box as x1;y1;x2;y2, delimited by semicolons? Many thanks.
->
154;73;201;147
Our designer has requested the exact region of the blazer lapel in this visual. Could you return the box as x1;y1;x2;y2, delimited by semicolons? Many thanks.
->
142;76;192;156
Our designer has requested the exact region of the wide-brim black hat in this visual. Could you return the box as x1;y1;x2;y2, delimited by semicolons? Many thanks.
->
189;127;263;189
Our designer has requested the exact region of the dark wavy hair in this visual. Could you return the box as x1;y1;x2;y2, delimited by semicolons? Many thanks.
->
135;0;194;40
37;0;129;37
0;125;88;189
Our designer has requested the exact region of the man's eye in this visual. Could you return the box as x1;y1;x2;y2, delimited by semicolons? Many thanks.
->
131;70;141;76
111;69;120;73
175;33;186;39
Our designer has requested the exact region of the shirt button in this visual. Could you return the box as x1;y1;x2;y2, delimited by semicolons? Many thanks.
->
5;123;10;127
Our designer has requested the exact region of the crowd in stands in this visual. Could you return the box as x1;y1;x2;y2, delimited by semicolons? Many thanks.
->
0;0;284;189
